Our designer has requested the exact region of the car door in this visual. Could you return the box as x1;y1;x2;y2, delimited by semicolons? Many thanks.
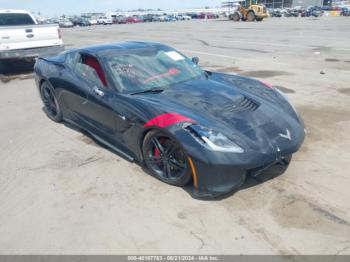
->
72;53;127;146
55;51;92;123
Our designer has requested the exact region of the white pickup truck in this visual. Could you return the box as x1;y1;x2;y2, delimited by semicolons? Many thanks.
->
0;10;64;63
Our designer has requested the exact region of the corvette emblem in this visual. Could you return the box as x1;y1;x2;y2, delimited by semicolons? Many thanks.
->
279;129;292;141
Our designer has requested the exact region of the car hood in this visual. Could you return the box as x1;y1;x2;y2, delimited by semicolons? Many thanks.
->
134;78;304;154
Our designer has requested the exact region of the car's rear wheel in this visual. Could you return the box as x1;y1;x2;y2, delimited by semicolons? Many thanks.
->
40;82;62;122
142;130;192;186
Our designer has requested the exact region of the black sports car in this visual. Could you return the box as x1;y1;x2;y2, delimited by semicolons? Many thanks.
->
34;41;305;199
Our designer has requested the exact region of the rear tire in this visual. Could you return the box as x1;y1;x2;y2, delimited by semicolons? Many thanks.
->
142;130;192;187
40;81;62;122
256;17;263;21
247;11;256;21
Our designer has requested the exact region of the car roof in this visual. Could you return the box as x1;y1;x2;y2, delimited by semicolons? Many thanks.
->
77;41;170;55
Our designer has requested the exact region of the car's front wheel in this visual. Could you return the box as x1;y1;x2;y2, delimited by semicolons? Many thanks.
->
142;130;192;186
40;81;62;122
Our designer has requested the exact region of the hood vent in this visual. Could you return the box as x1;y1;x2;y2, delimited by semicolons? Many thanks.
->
224;96;259;113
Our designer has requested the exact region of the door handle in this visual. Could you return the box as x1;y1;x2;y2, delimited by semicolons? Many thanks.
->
93;86;104;97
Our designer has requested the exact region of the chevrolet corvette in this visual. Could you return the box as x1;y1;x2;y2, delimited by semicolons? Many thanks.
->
34;41;305;198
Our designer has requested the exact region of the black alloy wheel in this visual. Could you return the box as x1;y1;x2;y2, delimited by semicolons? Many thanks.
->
142;130;192;186
40;82;62;122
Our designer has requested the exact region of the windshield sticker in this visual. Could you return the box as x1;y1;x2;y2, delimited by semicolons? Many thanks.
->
111;63;134;74
165;51;185;61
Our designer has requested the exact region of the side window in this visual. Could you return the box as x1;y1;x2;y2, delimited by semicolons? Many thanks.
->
75;63;104;87
75;54;107;87
65;51;80;69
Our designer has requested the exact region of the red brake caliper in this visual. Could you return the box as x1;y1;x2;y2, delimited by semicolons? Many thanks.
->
153;138;163;165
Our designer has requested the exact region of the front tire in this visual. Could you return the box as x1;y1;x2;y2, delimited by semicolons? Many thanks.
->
142;130;192;187
40;81;62;122
247;11;256;21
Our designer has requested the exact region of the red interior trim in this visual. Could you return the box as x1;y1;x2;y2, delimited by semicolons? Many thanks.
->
83;55;107;86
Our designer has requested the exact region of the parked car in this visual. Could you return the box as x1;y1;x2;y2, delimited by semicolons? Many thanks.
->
0;9;63;72
114;15;127;24
284;9;299;17
340;7;350;16
157;15;167;22
300;9;310;17
177;15;192;20
142;14;154;22
270;9;282;17
198;13;216;19
34;41;305;199
86;17;98;25
306;6;323;17
71;17;90;27
97;16;112;25
188;13;199;19
59;19;74;28
126;16;137;23
165;15;177;22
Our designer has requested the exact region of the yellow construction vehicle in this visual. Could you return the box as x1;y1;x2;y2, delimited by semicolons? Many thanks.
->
229;0;268;22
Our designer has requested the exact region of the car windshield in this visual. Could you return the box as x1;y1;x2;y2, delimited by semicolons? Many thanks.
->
103;48;205;93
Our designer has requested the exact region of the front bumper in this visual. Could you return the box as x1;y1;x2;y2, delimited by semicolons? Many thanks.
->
0;45;64;60
175;126;305;199
188;151;294;199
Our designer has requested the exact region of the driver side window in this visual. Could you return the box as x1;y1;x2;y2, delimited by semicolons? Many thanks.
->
74;53;107;87
75;63;104;87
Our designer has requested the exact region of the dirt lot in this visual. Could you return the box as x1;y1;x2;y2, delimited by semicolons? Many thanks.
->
0;17;350;254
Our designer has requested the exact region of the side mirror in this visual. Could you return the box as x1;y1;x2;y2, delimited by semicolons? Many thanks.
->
192;57;199;65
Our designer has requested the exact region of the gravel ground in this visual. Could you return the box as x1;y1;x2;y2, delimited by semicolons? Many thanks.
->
0;17;350;254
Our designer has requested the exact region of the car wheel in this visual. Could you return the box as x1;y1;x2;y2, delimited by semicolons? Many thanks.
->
247;11;256;21
142;130;192;187
40;81;62;122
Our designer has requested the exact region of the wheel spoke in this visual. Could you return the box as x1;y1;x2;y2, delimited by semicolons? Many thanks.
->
169;158;185;170
161;160;173;179
149;155;162;165
151;137;164;154
43;89;50;100
165;140;177;156
162;160;168;178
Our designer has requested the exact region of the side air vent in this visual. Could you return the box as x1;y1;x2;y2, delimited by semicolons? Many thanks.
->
224;96;260;113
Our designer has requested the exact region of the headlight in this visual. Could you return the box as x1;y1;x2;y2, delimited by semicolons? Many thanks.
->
185;125;244;153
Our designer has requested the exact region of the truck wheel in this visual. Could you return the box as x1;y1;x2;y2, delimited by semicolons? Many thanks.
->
247;11;256;21
256;17;263;21
232;12;240;21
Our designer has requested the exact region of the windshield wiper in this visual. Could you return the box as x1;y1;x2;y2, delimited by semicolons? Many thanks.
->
130;88;165;95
